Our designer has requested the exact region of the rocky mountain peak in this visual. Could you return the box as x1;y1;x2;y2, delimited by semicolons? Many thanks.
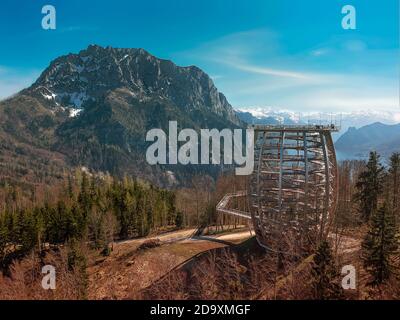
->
24;45;239;125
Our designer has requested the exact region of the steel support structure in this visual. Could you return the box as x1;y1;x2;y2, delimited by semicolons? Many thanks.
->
249;124;339;253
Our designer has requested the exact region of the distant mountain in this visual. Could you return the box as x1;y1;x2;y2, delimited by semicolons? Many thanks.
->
236;108;400;161
335;122;400;161
235;110;297;125
236;107;400;143
0;45;241;187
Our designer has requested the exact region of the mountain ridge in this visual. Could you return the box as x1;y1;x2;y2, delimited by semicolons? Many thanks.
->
335;122;400;160
21;45;239;125
0;45;242;188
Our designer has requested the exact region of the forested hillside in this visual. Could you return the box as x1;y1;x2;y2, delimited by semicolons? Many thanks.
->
0;171;179;272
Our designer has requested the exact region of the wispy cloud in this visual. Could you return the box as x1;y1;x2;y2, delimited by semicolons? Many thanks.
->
223;61;312;80
57;26;99;34
178;29;325;82
176;28;399;112
310;48;331;57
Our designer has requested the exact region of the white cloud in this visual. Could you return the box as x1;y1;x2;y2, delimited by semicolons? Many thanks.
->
177;28;399;113
226;61;311;80
310;48;331;57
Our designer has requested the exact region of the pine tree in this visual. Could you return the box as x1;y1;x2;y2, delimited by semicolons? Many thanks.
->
70;204;85;239
354;151;384;222
310;241;343;300
67;175;74;200
78;171;91;219
175;211;184;229
0;216;8;265
66;239;88;299
361;202;399;286
389;153;400;220
20;210;37;254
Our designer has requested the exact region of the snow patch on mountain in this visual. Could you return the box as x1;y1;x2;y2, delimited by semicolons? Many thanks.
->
42;91;56;100
69;108;83;118
119;54;130;63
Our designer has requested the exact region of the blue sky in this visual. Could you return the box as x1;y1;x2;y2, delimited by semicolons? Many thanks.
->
0;0;398;113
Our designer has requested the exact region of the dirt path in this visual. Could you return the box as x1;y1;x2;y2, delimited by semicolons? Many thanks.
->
116;228;197;246
87;228;252;299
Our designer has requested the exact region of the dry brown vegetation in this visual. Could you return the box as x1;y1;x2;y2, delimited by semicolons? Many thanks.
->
86;234;229;300
0;227;398;300
0;246;87;300
142;237;276;300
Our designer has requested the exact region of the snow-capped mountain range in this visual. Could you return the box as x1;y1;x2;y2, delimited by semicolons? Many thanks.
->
235;107;400;140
